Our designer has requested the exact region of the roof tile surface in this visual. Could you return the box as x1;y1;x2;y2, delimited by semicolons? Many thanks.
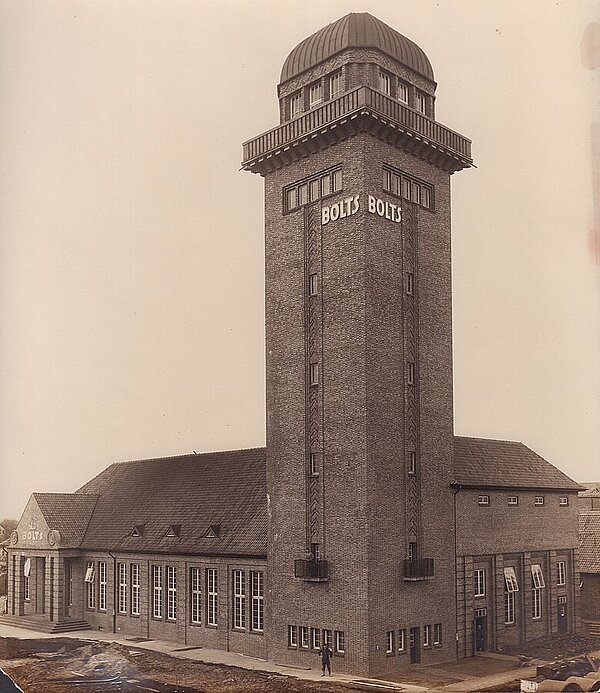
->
579;511;600;573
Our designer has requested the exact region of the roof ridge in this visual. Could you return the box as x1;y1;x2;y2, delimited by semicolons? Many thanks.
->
112;446;267;466
454;435;523;444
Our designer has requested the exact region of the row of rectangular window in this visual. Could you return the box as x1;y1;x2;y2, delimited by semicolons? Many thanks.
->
504;586;556;624
383;166;433;210
379;69;428;115
288;626;345;654
289;70;344;119
85;562;263;631
477;494;569;506
284;167;342;212
474;562;566;599
386;624;442;654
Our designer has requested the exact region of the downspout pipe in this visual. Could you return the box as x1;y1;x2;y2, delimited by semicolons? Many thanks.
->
107;550;117;634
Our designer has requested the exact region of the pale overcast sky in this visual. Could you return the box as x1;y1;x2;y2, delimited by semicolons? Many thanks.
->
1;0;598;519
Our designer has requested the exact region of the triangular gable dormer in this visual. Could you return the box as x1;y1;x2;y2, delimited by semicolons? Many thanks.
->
131;524;145;538
165;524;181;538
205;524;221;538
13;495;53;549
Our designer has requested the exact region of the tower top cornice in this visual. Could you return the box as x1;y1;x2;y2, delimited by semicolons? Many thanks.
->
280;13;435;86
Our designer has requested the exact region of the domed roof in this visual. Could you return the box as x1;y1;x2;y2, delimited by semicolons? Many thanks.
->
281;13;434;83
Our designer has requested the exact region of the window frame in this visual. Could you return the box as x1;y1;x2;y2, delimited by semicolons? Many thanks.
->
408;450;416;476
85;561;96;610
532;586;542;620
288;625;298;647
407;361;415;385
504;590;515;625
423;624;431;647
118;562;127;614
166;565;177;621
415;91;427;114
433;623;442;646
397;628;406;653
190;567;202;624
386;630;395;654
397;81;409;104
534;496;545;506
308;273;318;296
379;69;392;96
309;362;319;386
206;568;218;626
557;560;566;586
300;625;309;649
312;627;321;650
478;495;490;506
152;565;163;619
98;561;107;611
130;563;140;616
559;497;569;506
250;571;264;633
329;70;342;98
308;81;323;108
508;495;519;506
233;569;246;630
504;566;519;593
335;630;345;654
474;568;486;597
290;91;302;118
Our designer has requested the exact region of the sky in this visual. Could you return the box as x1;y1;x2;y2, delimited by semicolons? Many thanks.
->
0;0;598;520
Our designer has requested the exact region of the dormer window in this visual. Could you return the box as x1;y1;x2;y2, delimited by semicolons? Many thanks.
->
165;524;181;538
329;70;342;98
205;524;221;538
290;91;302;118
309;82;322;108
131;524;145;538
398;81;409;104
415;92;426;114
379;69;392;96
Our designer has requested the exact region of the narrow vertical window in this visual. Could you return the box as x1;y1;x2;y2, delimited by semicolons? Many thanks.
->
421;186;431;209
379;69;391;96
310;542;320;560
310;363;319;386
288;625;298;647
152;565;163;619
332;169;342;192
118;563;127;614
131;564;140;616
474;568;486;597
285;187;297;211
423;624;431;647
407;361;415;385
290;91;302;118
329;70;342;98
312;627;321;650
532;586;542;619
408;451;416;475
308;273;318;296
505;590;515;624
386;630;395;653
99;561;107;611
323;629;332;647
335;630;345;654
408;542;417;561
557;561;566;586
85;562;96;610
406;272;414;296
309;178;320;202
309;452;318;476
300;625;309;648
433;623;442;645
298;183;308;206
207;568;218;626
415;92;426;114
167;566;177;620
398;81;409;103
233;569;245;629
23;558;31;601
190;567;202;624
251;571;264;632
398;629;406;652
309;82;322;108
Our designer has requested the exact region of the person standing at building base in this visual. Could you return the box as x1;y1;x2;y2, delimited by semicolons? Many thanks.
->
320;643;333;676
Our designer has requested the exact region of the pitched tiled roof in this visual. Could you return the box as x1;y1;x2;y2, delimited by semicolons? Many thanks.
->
453;437;582;491
579;483;600;498
579;511;600;573
78;448;267;556
33;493;98;547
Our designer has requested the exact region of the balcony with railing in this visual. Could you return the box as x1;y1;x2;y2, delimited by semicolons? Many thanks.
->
403;558;434;581
242;86;472;174
294;558;329;582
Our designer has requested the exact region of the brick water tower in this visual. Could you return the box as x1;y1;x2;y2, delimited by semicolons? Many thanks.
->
242;12;472;676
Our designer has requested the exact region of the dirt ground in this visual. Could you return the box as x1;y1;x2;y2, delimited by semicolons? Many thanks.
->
499;634;600;661
0;637;350;693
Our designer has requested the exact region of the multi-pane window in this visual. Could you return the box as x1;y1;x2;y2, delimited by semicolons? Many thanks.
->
508;496;519;506
310;363;319;386
478;495;490;506
309;82;323;108
383;166;434;211
335;630;345;654
534;496;545;506
167;566;177;621
99;561;107;611
289;625;298;647
309;452;318;476
153;565;163;619
233;569;246;629
85;562;96;609
207;568;218;626
423;624;431;647
23;558;30;601
557;561;566;586
408;451;416;475
397;629;406;652
131;563;140;616
386;630;395;653
407;361;415;385
329;70;342;97
415;92;426;114
190;567;202;624
398;81;409;104
312;627;321;650
532;585;542;619
251;571;264;632
474;569;486;597
504;566;519;593
531;564;545;589
379;69;391;95
290;91;302;118
505;591;515;624
323;629;333;647
284;166;342;212
308;273;318;296
300;625;309;648
118;563;127;614
433;623;442;646
559;497;569;506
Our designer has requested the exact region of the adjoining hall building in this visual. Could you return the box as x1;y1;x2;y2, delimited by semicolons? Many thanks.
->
3;13;583;677
578;484;600;631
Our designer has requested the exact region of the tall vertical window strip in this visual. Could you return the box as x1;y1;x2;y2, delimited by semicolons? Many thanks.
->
167;566;177;620
251;571;264;632
85;562;96;609
288;625;298;647
415;92;426;114
379;69;391;95
118;563;127;614
505;591;515;624
398;81;409;103
233;569;246;629
335;630;345;654
557;561;566;586
283;166;342;213
329;70;342;97
152;565;163;619
190;567;202;624
386;630;395;653
131;563;140;616
207;568;218;626
290;91;302;118
383;166;434;210
23;559;30;601
474;568;486;597
99;561;107;611
309;82;322;107
532;587;542;619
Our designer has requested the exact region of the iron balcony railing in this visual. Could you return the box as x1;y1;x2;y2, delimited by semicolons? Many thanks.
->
294;558;329;581
403;558;435;580
242;86;472;166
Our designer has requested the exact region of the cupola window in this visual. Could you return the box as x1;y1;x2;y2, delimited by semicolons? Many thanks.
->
309;82;322;108
329;70;342;98
398;81;409;104
415;91;427;114
379;69;392;96
290;91;302;118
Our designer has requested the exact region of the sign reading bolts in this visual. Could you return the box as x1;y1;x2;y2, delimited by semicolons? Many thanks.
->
322;195;402;225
